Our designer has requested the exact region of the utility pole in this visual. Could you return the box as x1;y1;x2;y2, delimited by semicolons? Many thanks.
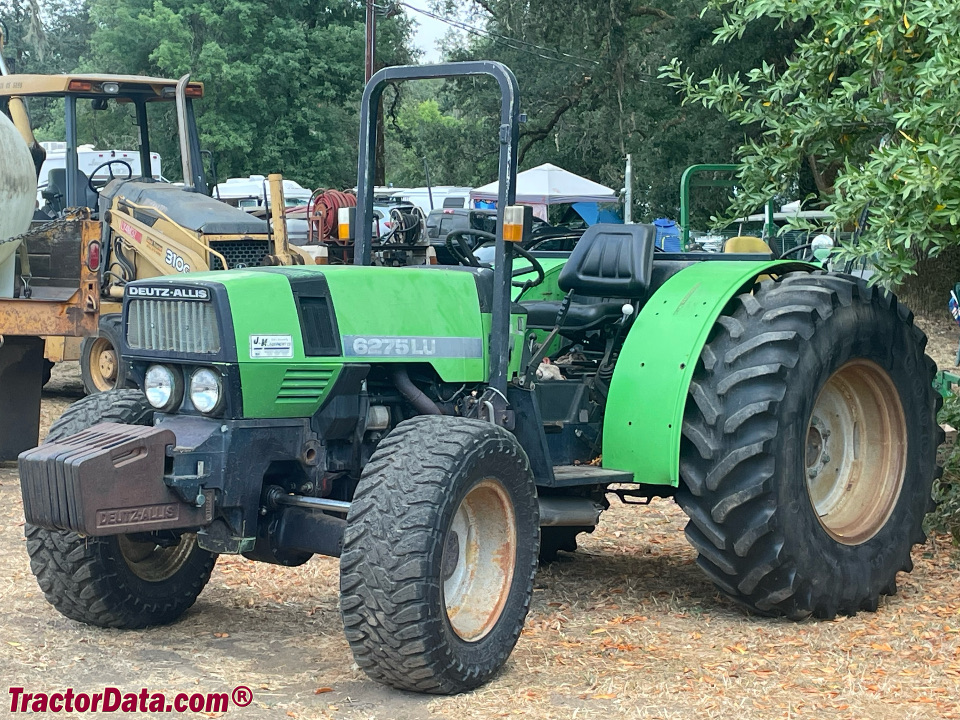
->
364;0;376;82
365;0;386;184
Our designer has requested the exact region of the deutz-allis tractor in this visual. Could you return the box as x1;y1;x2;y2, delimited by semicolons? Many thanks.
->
18;63;940;694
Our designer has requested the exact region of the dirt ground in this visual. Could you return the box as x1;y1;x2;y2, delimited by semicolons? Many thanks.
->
2;320;960;719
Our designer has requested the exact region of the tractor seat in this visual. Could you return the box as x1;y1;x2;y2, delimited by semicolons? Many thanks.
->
520;223;655;332
524;297;626;332
44;168;100;213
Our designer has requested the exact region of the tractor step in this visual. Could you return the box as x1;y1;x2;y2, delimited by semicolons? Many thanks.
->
541;465;634;489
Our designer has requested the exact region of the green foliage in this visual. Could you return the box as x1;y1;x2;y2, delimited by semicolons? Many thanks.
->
83;0;408;188
4;0;413;188
1;0;95;129
393;0;804;226
929;393;960;546
662;0;960;286
383;79;499;187
9;0;93;74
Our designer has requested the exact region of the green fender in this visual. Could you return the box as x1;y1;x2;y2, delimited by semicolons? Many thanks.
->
602;260;815;486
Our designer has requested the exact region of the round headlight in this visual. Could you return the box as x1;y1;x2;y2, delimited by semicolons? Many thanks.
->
190;367;222;414
144;364;181;411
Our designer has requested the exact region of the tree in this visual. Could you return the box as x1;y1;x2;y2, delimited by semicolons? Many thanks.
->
662;0;960;309
388;0;805;227
82;0;413;188
383;78;501;188
1;0;94;130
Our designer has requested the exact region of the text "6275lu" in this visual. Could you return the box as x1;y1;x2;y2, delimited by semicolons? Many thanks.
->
350;337;435;356
342;336;484;359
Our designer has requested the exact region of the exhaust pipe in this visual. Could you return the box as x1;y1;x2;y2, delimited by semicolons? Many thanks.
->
538;497;604;527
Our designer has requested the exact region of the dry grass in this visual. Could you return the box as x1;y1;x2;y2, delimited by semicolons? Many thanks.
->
1;359;959;720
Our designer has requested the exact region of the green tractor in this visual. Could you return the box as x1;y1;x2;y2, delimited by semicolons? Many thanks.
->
18;63;940;694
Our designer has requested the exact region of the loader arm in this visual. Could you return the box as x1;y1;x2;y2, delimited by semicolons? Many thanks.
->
107;199;230;281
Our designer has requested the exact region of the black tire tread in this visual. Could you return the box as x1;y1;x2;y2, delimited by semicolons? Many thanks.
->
340;415;539;694
677;271;940;619
26;390;215;629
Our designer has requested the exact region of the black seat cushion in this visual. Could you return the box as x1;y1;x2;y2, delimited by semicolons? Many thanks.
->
523;298;624;332
557;223;655;298
46;168;100;212
101;181;269;236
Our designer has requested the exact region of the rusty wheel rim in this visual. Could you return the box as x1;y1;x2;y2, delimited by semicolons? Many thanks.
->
118;533;196;582
89;337;118;391
804;359;907;545
442;479;517;642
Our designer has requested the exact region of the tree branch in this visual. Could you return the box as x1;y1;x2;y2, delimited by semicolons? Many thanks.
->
518;78;590;164
630;5;673;21
472;0;496;17
806;154;835;196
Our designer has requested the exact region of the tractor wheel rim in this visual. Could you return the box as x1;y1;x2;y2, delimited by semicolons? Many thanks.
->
804;359;907;545
118;533;196;582
442;478;517;642
90;337;118;390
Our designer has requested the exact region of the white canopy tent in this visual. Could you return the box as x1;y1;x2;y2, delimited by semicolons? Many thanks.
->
470;163;617;210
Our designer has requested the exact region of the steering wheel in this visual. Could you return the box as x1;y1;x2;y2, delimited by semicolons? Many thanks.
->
445;228;487;267
444;228;545;289
88;160;133;195
778;242;814;261
510;243;546;290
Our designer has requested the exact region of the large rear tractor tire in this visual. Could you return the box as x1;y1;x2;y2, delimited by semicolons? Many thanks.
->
80;314;130;395
25;390;216;628
677;271;940;619
340;415;539;693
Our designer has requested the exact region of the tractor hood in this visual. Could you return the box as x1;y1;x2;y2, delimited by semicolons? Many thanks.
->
121;265;494;417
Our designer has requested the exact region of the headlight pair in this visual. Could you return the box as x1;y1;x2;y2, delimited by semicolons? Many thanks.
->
144;365;223;415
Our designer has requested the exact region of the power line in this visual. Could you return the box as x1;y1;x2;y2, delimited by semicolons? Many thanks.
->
393;2;597;71
402;3;601;67
391;2;672;87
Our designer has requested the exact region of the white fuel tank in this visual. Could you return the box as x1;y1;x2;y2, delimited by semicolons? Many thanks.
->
0;110;36;297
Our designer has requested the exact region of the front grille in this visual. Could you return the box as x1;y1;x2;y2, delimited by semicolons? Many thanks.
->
277;367;335;404
210;240;270;270
127;299;221;354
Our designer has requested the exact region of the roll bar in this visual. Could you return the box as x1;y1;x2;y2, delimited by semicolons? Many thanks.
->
354;61;521;394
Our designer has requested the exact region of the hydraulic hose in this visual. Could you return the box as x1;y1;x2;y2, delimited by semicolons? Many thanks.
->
308;189;357;243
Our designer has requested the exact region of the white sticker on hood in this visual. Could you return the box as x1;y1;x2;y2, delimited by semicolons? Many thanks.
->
250;334;294;359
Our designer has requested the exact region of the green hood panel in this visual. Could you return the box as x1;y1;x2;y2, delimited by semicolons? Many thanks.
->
194;265;491;417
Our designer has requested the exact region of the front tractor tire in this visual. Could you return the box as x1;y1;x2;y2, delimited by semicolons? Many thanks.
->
25;390;216;629
340;415;539;694
677;271;940;619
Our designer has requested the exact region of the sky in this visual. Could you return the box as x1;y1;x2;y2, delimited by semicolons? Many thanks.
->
401;0;459;63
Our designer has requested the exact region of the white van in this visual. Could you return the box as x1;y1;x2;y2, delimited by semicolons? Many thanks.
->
387;186;473;215
214;175;313;211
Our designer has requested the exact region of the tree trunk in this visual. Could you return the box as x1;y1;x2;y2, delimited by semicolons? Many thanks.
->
895;245;960;317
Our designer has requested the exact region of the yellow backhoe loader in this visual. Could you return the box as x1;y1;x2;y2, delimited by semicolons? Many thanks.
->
0;55;304;458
